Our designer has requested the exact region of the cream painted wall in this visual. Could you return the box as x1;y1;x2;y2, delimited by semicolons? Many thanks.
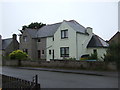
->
87;48;107;61
53;21;77;60
76;29;93;60
46;21;77;61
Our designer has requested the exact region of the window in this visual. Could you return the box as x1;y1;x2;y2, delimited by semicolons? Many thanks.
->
93;49;97;54
53;36;54;41
49;50;51;54
38;39;41;42
61;30;68;39
23;49;28;54
38;50;41;59
42;50;44;54
60;47;69;57
23;36;27;42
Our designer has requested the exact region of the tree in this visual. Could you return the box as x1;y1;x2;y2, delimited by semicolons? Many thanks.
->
22;22;46;30
104;43;120;69
9;50;28;60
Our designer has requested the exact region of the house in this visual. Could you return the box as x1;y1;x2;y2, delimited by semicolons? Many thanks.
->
1;34;19;57
108;31;120;44
19;20;108;61
0;35;2;57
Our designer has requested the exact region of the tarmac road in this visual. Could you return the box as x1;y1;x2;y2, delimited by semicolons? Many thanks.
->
1;66;118;88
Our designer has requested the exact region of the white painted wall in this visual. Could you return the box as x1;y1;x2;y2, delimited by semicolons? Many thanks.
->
76;33;93;60
46;21;77;61
87;48;107;61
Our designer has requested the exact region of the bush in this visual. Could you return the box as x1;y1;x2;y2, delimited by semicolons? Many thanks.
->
88;53;98;60
64;57;76;60
9;50;28;60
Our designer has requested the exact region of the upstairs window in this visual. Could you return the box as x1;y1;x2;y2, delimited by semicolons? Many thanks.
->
61;30;68;39
38;39;41;42
60;47;69;57
23;36;27;42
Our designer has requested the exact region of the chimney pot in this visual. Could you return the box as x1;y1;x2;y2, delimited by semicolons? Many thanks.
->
13;34;17;40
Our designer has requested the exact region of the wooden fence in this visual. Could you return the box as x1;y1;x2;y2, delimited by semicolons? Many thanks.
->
2;74;40;90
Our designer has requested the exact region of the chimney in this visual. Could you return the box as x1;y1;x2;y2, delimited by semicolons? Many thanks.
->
86;27;93;35
12;34;17;40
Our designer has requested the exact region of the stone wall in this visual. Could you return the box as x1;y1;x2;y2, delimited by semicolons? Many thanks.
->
3;60;117;71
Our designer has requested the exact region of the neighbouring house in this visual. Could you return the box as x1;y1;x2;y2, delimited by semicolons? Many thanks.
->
0;35;2;57
108;31;120;44
1;34;19;57
19;20;109;61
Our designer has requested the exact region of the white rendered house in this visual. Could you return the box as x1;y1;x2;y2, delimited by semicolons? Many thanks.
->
20;20;109;61
36;20;108;61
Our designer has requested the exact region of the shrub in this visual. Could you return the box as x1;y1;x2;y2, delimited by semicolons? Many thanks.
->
9;50;28;60
88;53;98;60
64;57;76;60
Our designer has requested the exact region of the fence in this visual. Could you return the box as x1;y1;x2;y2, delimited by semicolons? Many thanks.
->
2;74;40;90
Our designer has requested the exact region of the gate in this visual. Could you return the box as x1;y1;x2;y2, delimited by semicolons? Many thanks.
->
2;74;40;90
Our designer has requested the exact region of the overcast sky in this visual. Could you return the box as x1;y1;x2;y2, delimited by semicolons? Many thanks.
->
0;0;119;41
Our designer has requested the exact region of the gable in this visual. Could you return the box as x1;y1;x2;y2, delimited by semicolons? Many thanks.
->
109;31;120;43
65;20;86;34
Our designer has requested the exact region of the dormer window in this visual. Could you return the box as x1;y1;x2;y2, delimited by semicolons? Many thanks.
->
61;29;68;39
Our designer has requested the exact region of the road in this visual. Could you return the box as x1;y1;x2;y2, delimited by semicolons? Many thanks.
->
1;66;118;88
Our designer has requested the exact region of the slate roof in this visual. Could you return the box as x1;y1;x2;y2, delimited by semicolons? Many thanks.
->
65;20;86;34
36;22;62;38
87;35;109;48
2;38;13;50
36;20;87;38
25;28;38;38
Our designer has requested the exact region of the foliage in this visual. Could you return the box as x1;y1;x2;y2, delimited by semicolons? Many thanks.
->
104;43;120;63
22;22;46;30
64;57;76;60
88;52;98;60
9;50;28;60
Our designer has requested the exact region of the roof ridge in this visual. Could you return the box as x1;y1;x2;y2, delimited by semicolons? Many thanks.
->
2;38;12;40
46;22;62;26
66;20;86;29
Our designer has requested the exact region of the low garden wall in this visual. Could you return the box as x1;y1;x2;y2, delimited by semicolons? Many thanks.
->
3;59;117;71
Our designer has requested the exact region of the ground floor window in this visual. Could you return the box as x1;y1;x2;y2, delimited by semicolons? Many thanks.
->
93;49;97;54
49;50;51;54
42;50;44;54
23;49;28;54
60;47;69;57
38;50;41;59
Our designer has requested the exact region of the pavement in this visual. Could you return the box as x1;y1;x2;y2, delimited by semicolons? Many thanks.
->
18;67;118;77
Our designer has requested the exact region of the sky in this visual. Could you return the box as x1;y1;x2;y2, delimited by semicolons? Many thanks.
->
0;0;119;41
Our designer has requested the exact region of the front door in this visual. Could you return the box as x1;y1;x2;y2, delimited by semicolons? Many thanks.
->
38;50;41;59
53;50;54;60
